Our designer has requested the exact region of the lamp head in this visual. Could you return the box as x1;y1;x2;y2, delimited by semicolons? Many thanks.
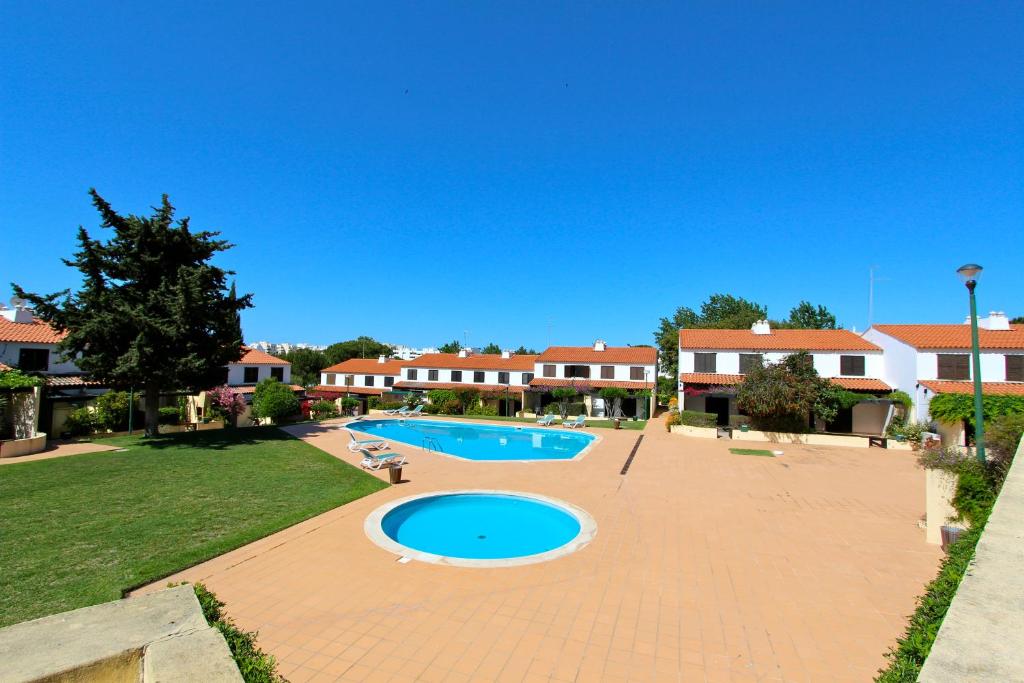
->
956;263;983;285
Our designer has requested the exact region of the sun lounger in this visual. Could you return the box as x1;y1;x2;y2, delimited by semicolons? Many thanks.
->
384;406;410;416
343;428;388;453
403;405;424;417
536;414;556;426
358;448;407;470
562;415;586;429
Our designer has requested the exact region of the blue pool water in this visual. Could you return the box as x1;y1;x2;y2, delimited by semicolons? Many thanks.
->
347;418;594;461
381;493;582;559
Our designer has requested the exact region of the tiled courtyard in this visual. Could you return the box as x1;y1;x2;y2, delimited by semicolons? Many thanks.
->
144;418;941;682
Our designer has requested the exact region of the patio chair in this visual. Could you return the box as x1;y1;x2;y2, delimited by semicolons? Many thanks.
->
358;448;407;471
384;406;410;416
343;428;388;453
536;414;556;426
562;415;586;429
404;405;424;417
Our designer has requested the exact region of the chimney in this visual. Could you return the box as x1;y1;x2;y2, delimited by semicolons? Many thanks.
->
979;311;1011;331
593;339;606;352
1;303;33;324
501;350;511;359
751;320;772;335
377;355;387;364
458;347;472;358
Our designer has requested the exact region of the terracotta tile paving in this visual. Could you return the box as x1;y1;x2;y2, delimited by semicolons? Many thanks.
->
140;417;941;682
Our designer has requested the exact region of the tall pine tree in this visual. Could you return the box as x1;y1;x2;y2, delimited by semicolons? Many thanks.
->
14;190;253;435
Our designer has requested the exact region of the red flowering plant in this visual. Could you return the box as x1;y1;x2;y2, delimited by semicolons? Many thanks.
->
207;385;246;425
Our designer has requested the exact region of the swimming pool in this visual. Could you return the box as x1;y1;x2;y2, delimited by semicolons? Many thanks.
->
347;418;595;461
365;491;597;566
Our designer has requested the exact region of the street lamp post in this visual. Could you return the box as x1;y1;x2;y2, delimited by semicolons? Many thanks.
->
956;263;986;464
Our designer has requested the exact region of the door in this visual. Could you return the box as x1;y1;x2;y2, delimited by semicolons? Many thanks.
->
705;396;730;426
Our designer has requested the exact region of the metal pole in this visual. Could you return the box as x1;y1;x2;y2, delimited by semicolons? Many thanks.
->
128;386;134;435
966;281;986;463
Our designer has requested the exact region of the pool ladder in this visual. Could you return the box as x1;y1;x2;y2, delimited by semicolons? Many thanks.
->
421;436;442;453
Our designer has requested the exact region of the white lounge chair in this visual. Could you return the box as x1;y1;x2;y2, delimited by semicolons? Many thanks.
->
405;405;424;417
562;415;586;429
343;428;388;453
358;448;407;470
536;414;556;426
384;406;410;416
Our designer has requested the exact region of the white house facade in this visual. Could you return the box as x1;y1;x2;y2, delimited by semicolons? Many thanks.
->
226;347;292;387
315;356;404;396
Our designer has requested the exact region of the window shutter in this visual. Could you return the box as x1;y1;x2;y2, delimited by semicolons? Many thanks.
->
1007;355;1024;382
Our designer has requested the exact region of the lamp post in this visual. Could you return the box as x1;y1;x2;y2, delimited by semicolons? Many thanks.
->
956;263;986;464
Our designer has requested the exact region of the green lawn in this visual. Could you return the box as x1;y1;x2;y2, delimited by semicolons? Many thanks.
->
0;427;387;627
442;414;648;430
729;448;776;457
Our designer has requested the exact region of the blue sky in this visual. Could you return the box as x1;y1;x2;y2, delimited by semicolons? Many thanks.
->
2;2;1021;349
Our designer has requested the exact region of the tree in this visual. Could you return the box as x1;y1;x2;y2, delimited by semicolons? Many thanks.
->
551;387;578;419
735;351;834;432
252;378;299;423
13;190;252;436
513;345;538;355
322;337;392;366
782;301;838;329
207;385;246;425
278;347;326;387
653;294;768;378
598;387;628;418
438;340;462;354
479;342;502;354
1011;316;1024;324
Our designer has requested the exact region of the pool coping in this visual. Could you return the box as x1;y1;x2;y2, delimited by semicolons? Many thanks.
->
343;417;603;463
363;489;599;568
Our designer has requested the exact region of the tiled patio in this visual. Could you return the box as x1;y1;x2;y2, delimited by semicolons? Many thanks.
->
143;418;940;682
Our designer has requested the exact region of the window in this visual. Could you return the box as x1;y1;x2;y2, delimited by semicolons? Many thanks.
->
630;366;645;381
365;375;375;386
243;366;259;383
325;373;336;386
384;376;394;387
1005;355;1023;382
270;367;284;381
498;372;510;385
473;371;485;383
407;369;418;380
564;365;590;378
840;355;865;377
738;354;763;374
522;372;534;385
601;365;614;379
344;374;354;386
428;369;439;381
17;348;48;372
694;353;716;373
543;364;556;378
937;354;970;380
451;370;462;382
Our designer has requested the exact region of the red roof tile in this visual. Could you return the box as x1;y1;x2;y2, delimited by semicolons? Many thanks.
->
831;377;892;391
680;373;891;392
536;346;657;364
394;381;528;393
236;347;289;365
405;353;538;371
680;373;745;385
322;358;404;374
872;324;1024;350
919;380;1024;396
679;329;880;351
0;316;66;344
528;378;652;390
309;385;384;397
43;375;105;388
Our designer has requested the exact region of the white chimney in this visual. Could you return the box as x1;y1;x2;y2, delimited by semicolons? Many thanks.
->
751;319;772;335
593;339;606;352
964;316;972;325
377;355;387;364
501;350;511;359
458;347;472;358
979;311;1011;331
1;306;33;324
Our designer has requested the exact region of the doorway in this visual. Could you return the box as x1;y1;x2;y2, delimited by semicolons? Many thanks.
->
705;396;730;426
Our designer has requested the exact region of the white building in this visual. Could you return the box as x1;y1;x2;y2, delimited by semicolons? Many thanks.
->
226;347;292;387
0;305;80;376
314;356;404;397
389;344;439;361
394;349;537;414
678;321;891;431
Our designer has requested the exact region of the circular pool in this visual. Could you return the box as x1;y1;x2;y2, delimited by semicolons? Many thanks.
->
364;491;597;567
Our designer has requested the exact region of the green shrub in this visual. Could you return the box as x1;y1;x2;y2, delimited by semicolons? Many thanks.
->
369;398;403;411
929;393;1024;426
94;391;131;431
192;583;284;682
665;411;681;431
309;400;338;420
465;404;498;416
544;402;587;416
427;389;458;406
157;407;180;425
423;402;442;414
728;414;751;428
750;413;809;433
678;410;717;428
987;412;1024;482
63;407;97;436
251;379;300;423
0;369;44;389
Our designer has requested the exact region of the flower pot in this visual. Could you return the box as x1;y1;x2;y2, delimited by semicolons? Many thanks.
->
614;418;622;430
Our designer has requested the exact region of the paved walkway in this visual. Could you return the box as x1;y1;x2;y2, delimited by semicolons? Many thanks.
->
142;418;940;682
0;439;120;465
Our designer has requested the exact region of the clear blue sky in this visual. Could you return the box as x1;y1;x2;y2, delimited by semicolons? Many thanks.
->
2;2;1021;349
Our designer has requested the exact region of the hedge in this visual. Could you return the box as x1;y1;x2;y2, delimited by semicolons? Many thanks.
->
679;410;717;428
192;583;284;682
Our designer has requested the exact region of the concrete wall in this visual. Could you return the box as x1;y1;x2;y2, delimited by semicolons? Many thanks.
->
0;341;81;374
678;349;883;379
320;371;399;390
400;367;533;387
226;362;290;386
534;361;657;385
862;329;924;418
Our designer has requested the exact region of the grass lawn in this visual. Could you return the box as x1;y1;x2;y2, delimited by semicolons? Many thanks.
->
729;448;777;457
441;414;648;430
0;426;387;628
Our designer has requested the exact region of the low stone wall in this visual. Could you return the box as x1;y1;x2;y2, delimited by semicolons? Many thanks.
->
0;432;47;458
925;468;959;545
669;425;718;439
731;431;874;448
918;437;1024;681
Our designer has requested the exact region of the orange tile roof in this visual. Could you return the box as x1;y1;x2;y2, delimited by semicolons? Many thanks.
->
44;374;105;388
0;316;66;344
680;373;891;392
528;378;652;391
394;381;528;393
322;358;404;375
309;385;384;396
236;347;290;365
405;353;538;371
872;324;1024;349
536;346;657;364
919;380;1024;396
679;328;880;351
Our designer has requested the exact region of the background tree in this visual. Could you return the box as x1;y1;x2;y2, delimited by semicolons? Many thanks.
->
598;386;628;418
513;345;538;355
438;340;462;354
278;347;327;386
322;337;392;366
479;342;502;354
779;300;838;329
251;378;300;424
654;293;768;378
1011;316;1024;324
551;387;578;419
13;190;252;436
735;351;836;432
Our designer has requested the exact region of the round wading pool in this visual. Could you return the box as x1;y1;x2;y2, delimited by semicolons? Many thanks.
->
364;491;597;567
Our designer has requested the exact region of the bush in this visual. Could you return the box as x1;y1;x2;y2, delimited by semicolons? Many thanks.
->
678;410;717;428
465;404;498;416
544;402;587;416
438;399;462;415
750;413;809;433
987;412;1024;482
309;400;338;420
951;459;995;528
158;407;180;425
192;583;284;682
251;379;300;423
427;389;458;407
94;391;131;431
63;407;97;436
369;398;403;411
665;411;681;431
728;414;751;429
